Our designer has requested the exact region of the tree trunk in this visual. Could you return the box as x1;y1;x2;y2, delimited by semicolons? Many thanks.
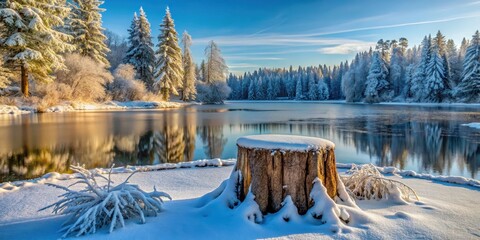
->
235;137;339;215
21;65;29;97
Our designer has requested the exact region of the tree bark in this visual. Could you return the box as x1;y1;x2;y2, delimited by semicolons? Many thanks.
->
21;65;29;97
235;146;338;215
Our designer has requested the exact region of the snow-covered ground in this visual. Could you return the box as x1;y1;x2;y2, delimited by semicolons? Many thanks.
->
0;160;479;239
0;101;182;115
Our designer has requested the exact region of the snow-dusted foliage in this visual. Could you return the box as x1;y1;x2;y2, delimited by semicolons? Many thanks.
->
40;165;171;237
342;164;419;203
68;0;110;66
196;81;231;104
317;79;330;100
0;58;12;88
455;31;480;102
181;31;196;101
204;41;228;84
109;64;147;101
54;54;113;101
365;52;390;103
153;7;183;101
123;8;155;89
0;0;74;96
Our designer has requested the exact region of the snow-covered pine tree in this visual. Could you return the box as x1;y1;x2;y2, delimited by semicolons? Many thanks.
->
317;80;329;100
307;71;318;100
124;13;140;65
69;0;110;66
446;39;461;87
295;75;303;100
153;7;183;101
181;31;196;101
132;7;155;89
424;45;446;103
0;0;74;97
204;41;228;84
411;36;432;102
455;31;480;103
365;52;389;103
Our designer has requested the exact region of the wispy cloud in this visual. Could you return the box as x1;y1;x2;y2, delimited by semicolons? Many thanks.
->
228;63;261;69
318;42;376;55
224;56;284;61
302;14;480;37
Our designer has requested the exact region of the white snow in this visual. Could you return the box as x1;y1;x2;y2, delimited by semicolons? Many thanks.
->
461;122;480;129
0;105;29;115
0;101;183;115
237;134;335;151
0;162;479;239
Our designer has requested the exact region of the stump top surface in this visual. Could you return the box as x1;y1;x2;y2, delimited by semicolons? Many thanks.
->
236;134;335;151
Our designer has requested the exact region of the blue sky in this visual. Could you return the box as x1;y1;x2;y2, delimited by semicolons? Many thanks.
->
102;0;480;74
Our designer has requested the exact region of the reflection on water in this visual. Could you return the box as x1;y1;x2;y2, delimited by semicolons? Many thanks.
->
0;103;479;181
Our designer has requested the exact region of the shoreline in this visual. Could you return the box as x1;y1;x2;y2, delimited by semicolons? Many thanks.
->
0;100;187;115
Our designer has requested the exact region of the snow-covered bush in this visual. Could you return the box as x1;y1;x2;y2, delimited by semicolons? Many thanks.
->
41;165;171;237
109;64;147;101
55;54;113;102
196;81;231;104
341;164;418;203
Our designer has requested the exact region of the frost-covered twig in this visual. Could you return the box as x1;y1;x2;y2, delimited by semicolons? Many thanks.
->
341;164;419;202
40;165;171;237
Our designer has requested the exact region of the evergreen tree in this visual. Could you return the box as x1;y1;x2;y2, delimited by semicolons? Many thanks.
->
424;46;446;102
69;0;110;66
446;39;461;86
412;36;432;101
124;13;140;65
153;7;183;101
295;75;303;100
307;71;317;100
132;7;155;89
181;31;196;101
317;80;329;100
0;0;74;96
455;31;480;102
365;52;389;103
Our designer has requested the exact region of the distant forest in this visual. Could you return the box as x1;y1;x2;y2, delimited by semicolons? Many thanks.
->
226;31;480;103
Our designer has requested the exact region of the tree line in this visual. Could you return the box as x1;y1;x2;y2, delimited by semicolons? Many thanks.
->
0;1;230;105
227;31;480;103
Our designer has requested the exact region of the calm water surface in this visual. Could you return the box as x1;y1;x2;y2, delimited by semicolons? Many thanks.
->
1;102;479;182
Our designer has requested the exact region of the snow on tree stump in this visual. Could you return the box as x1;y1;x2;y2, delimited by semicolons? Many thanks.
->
235;135;339;215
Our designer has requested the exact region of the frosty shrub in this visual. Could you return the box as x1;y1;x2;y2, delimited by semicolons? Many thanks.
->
342;164;418;202
41;165;171;237
196;81;231;104
55;54;113;102
34;83;74;111
109;64;147;101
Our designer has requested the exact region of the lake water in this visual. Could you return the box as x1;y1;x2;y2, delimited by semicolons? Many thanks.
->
1;102;479;182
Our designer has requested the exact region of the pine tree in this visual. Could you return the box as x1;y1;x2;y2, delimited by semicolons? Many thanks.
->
412;36;432;102
69;0;110;66
424;46;446;102
446;39;461;86
132;7;155;89
153;7;183;101
365;52;389;103
295;75;303;100
455;31;480;102
124;13;140;65
204;41;228;83
307;71;318;100
317;80;329;100
0;0;74;96
181;31;196;101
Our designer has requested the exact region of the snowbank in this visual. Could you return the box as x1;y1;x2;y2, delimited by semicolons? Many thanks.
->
237;134;335;151
0;164;479;239
0;158;235;193
44;101;182;113
0;105;30;115
337;163;480;188
461;122;480;129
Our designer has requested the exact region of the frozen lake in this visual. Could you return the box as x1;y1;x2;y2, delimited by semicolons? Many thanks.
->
1;102;479;181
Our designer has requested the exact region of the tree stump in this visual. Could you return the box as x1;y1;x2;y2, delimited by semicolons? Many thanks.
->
235;135;339;215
